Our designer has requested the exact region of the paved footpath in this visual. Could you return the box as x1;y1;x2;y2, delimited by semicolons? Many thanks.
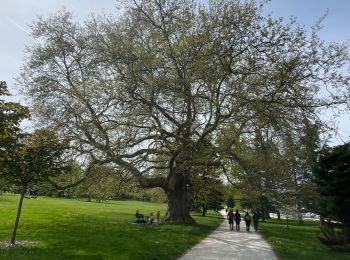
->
179;210;278;260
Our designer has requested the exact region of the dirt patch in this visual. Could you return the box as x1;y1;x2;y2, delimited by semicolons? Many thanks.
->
0;240;37;249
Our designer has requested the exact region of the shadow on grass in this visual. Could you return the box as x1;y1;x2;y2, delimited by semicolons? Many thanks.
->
192;214;224;220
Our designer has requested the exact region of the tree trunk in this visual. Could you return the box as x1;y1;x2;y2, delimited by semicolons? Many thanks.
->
11;185;26;245
165;186;195;224
164;167;195;224
201;203;206;217
297;202;303;224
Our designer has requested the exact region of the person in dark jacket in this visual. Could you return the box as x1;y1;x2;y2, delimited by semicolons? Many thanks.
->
253;210;260;232
234;210;241;231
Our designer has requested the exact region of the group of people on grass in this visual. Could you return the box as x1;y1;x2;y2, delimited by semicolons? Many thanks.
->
226;209;259;232
135;209;161;226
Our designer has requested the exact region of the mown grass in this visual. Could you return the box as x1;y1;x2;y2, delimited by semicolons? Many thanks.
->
0;193;223;259
260;218;350;260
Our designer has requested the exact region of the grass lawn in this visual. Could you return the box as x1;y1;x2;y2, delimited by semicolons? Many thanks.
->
0;193;223;259
260;218;350;260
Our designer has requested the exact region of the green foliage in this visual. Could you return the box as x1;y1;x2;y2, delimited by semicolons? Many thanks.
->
319;221;346;245
18;0;350;223
189;171;225;214
226;194;235;209
0;81;30;163
314;142;350;242
0;129;68;188
0;193;222;259
43;163;167;203
260;219;349;260
224;119;322;221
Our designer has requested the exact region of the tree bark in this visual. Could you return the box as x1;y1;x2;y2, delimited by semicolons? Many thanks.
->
165;187;195;224
164;167;195;224
11;185;26;245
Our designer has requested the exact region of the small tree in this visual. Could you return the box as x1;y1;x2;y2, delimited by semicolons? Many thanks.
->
0;79;29;195
0;128;68;244
314;142;350;244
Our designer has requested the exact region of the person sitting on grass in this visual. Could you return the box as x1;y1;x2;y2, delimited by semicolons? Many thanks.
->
135;209;145;223
146;213;154;227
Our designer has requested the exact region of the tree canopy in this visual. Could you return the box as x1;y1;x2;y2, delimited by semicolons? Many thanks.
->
18;0;350;223
0;81;30;162
314;142;350;243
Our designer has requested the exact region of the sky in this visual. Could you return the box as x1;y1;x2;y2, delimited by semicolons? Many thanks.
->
1;0;349;144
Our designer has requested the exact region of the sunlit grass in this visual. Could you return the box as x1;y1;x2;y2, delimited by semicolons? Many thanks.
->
0;193;222;259
260;218;349;260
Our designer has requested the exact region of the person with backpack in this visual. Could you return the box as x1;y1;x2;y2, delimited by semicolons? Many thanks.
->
244;212;251;231
234;210;241;231
227;209;234;230
253;210;260;232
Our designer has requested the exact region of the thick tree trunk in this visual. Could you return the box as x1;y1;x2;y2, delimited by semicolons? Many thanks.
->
11;185;26;245
165;185;195;224
164;165;195;224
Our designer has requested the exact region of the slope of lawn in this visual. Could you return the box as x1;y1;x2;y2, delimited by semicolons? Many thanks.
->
260;219;350;260
0;193;223;259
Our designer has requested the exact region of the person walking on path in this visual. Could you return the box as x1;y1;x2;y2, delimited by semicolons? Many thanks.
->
244;212;251;232
253;210;260;232
227;209;234;230
179;209;278;260
234;210;241;231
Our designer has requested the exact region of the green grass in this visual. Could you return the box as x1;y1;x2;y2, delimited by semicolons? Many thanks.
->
0;193;223;259
260;218;350;260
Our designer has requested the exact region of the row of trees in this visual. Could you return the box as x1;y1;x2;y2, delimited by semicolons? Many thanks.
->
226;119;321;221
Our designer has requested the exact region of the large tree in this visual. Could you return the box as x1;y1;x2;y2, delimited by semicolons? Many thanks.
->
19;0;350;223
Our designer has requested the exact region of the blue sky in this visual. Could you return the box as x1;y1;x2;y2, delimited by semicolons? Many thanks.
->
1;0;349;143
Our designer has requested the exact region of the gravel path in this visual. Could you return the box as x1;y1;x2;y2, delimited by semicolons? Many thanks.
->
179;210;278;260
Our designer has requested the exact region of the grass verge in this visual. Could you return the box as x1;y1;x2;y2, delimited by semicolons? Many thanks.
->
0;193;222;259
260;218;350;260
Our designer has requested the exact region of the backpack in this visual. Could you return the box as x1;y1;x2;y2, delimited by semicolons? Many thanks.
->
246;215;251;221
